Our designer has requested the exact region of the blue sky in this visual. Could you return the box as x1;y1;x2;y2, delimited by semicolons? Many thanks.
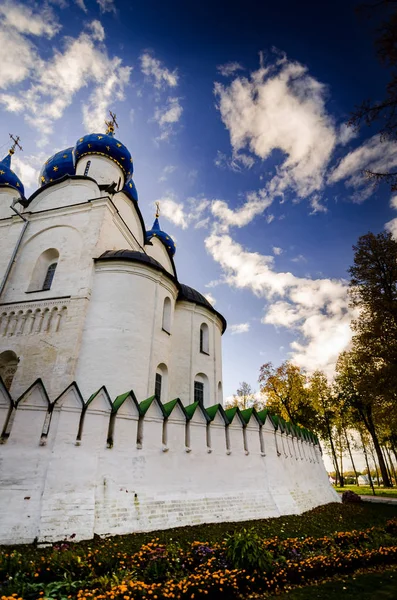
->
1;0;397;399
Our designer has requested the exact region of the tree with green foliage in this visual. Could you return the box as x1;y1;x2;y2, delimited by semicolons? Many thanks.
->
258;361;317;428
335;350;392;487
226;381;261;410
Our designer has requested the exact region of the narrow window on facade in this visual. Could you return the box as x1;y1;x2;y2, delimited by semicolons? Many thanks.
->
155;372;162;400
194;381;204;406
28;248;59;293
42;263;57;291
200;323;209;354
162;297;171;333
84;160;91;176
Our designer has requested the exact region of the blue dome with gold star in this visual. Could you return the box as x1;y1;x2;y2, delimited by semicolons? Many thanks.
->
0;153;24;195
39;147;75;186
73;133;133;179
146;217;176;257
123;174;139;202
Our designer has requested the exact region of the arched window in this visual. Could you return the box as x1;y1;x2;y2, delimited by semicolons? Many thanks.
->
200;323;209;354
0;350;18;390
194;373;209;407
42;263;57;291
155;363;168;402
162;297;171;333
28;248;59;292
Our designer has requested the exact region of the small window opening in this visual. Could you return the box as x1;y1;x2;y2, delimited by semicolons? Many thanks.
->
155;373;162;400
84;160;91;176
162;297;172;333
42;263;57;291
194;381;204;406
200;323;209;354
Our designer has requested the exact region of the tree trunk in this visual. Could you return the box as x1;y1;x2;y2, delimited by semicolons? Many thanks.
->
326;418;341;487
362;411;392;487
360;433;376;495
339;443;344;488
344;428;359;485
385;446;396;485
369;445;380;486
382;446;393;485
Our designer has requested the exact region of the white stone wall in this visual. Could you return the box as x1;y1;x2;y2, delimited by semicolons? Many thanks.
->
0;380;339;545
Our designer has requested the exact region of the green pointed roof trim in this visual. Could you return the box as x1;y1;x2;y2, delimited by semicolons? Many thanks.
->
185;401;199;420
139;395;164;416
112;390;140;414
162;398;179;417
85;386;111;408
205;403;229;424
113;391;132;413
184;401;210;422
224;407;239;423
256;409;272;426
239;407;253;424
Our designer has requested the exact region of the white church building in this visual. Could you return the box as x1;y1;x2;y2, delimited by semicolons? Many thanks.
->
0;122;338;545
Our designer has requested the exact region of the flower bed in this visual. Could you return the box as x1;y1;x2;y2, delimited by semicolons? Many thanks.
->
1;517;396;600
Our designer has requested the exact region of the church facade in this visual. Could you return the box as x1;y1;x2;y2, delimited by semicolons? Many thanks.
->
0;124;339;545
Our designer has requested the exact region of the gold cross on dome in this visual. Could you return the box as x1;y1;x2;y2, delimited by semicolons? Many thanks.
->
8;133;23;155
105;110;119;135
155;201;160;218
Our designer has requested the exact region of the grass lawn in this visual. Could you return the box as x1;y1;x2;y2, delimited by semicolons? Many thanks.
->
334;485;397;498
274;568;397;599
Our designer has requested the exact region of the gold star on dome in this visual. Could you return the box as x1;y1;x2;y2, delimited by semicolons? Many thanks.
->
63;154;68;158
53;166;58;171
106;146;110;151
130;157;133;162
41;176;45;183
121;157;125;160
50;178;53;182
129;183;132;188
116;143;122;148
5;182;8;185
16;182;20;187
75;151;79;156
88;144;92;148
98;135;103;140
0;170;4;175
79;138;83;142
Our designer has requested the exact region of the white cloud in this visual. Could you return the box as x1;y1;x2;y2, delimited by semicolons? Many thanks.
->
214;53;337;221
273;246;283;255
154;97;183;141
87;20;105;41
158;165;177;182
0;21;132;144
204;292;216;306
217;62;244;77
96;0;116;13
205;232;354;376
309;194;328;215
74;0;88;11
140;52;178;89
328;135;397;202
155;195;210;230
229;322;250;334
12;154;43;192
0;1;60;38
291;254;307;263
214;150;255;171
211;188;272;230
